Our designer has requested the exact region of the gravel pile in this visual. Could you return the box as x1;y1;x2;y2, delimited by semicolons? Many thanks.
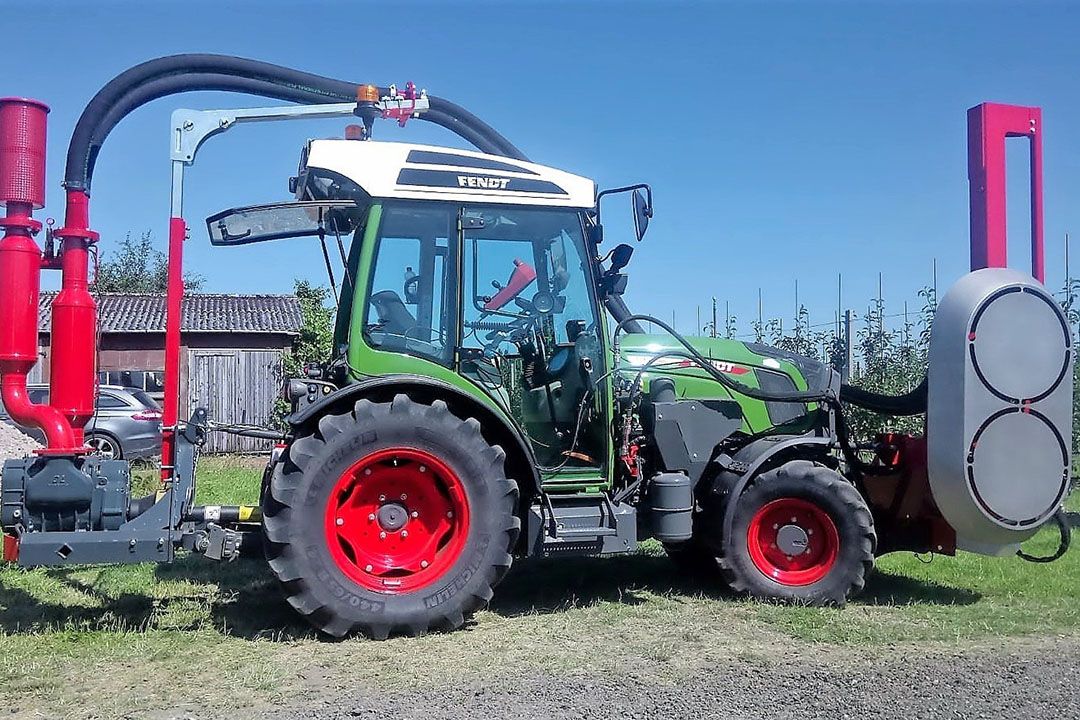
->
0;420;41;468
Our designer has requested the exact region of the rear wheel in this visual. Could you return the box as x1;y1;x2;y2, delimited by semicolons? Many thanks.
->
721;460;875;605
86;432;122;459
262;394;520;638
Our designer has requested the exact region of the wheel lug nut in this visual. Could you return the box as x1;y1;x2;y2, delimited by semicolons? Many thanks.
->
368;513;376;521
419;466;426;473
790;517;797;523
335;518;344;526
421;560;429;569
379;494;386;502
365;564;373;572
772;524;779;530
379;531;387;540
447;511;453;518
807;529;814;535
400;493;407;501
364;468;372;476
411;511;419;519
401;530;409;538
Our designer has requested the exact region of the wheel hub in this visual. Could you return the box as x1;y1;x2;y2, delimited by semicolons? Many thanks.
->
775;524;809;555
377;502;409;531
324;447;470;594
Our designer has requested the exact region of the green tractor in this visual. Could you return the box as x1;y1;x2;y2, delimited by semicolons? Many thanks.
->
206;128;1068;638
2;57;1070;641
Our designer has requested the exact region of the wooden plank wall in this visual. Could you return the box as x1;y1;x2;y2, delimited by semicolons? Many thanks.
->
188;349;283;453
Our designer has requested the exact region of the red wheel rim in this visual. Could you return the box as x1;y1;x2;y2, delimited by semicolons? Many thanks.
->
746;498;839;586
324;447;470;593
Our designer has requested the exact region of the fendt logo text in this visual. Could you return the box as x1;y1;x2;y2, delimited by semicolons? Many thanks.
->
458;175;511;189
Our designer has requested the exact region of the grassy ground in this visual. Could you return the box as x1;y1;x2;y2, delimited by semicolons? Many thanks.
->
0;457;1077;719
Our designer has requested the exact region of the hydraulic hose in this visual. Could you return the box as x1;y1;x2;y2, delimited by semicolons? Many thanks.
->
65;54;527;192
1016;508;1072;563
839;378;928;416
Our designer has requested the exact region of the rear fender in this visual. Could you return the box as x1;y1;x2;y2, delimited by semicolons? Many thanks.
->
287;375;541;501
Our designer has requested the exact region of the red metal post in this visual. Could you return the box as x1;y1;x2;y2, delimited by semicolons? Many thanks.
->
967;102;1045;282
0;97;78;451
160;216;187;480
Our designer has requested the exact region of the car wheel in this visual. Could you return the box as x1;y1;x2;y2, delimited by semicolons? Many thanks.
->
86;432;123;460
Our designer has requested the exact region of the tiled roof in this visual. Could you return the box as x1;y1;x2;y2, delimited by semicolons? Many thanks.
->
39;293;303;335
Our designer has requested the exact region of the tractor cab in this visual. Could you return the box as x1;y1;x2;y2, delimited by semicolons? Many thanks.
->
207;140;624;473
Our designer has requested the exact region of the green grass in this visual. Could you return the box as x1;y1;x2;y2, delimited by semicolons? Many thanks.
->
0;458;1077;719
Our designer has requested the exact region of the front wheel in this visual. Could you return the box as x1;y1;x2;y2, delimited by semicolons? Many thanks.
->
262;394;520;638
721;460;876;605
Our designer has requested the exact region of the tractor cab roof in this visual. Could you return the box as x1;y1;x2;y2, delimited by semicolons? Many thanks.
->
302;140;596;209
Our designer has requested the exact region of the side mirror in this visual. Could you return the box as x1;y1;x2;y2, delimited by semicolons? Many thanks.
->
632;188;652;242
610;243;634;273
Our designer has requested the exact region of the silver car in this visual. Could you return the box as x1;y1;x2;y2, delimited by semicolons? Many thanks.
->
0;384;162;460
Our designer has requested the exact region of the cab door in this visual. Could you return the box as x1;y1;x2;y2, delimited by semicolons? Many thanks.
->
457;205;611;486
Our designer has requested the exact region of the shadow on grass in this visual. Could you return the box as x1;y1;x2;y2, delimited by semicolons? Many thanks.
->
859;569;981;606
0;550;981;640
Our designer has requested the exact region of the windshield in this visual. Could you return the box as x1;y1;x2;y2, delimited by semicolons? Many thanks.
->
460;206;598;354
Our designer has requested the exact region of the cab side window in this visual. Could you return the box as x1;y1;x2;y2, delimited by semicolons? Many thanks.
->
363;205;454;365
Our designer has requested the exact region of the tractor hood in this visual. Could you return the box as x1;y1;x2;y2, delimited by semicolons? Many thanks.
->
619;333;837;395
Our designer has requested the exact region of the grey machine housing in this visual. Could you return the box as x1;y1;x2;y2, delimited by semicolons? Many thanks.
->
927;267;1073;555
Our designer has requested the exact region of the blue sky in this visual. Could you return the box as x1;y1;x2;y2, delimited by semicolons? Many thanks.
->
6;1;1079;337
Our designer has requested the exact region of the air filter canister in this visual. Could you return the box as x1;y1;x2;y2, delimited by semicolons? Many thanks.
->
927;268;1072;553
0;98;49;209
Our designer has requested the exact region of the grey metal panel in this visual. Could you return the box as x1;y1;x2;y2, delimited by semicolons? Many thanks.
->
927;268;1072;552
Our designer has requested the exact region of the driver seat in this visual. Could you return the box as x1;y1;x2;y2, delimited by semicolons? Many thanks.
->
370;290;417;336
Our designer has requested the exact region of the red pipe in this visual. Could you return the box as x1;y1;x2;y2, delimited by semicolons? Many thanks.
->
51;189;99;443
160;216;186;480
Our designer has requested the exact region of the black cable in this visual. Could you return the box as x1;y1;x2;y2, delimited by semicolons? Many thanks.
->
1016;508;1072;563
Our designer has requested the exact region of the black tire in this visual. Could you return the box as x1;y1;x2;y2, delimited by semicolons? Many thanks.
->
262;393;520;639
85;431;123;460
721;460;875;606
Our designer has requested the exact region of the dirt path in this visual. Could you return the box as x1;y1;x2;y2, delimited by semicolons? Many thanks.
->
278;635;1080;720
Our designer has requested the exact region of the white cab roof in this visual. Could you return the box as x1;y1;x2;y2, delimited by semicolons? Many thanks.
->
303;140;596;209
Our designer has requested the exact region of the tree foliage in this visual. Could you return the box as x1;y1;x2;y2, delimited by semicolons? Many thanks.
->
282;280;335;380
93;230;203;293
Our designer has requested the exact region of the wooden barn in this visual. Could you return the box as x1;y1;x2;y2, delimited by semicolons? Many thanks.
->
37;293;302;453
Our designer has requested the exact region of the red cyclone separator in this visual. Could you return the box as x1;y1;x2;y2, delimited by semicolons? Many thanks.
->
49;190;98;445
325;447;471;593
747;497;839;586
0;97;79;451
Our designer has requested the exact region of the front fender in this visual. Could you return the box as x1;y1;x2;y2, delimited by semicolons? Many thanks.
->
718;435;835;540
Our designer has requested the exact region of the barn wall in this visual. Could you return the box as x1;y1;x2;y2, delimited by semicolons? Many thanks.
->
188;348;285;453
36;331;293;454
